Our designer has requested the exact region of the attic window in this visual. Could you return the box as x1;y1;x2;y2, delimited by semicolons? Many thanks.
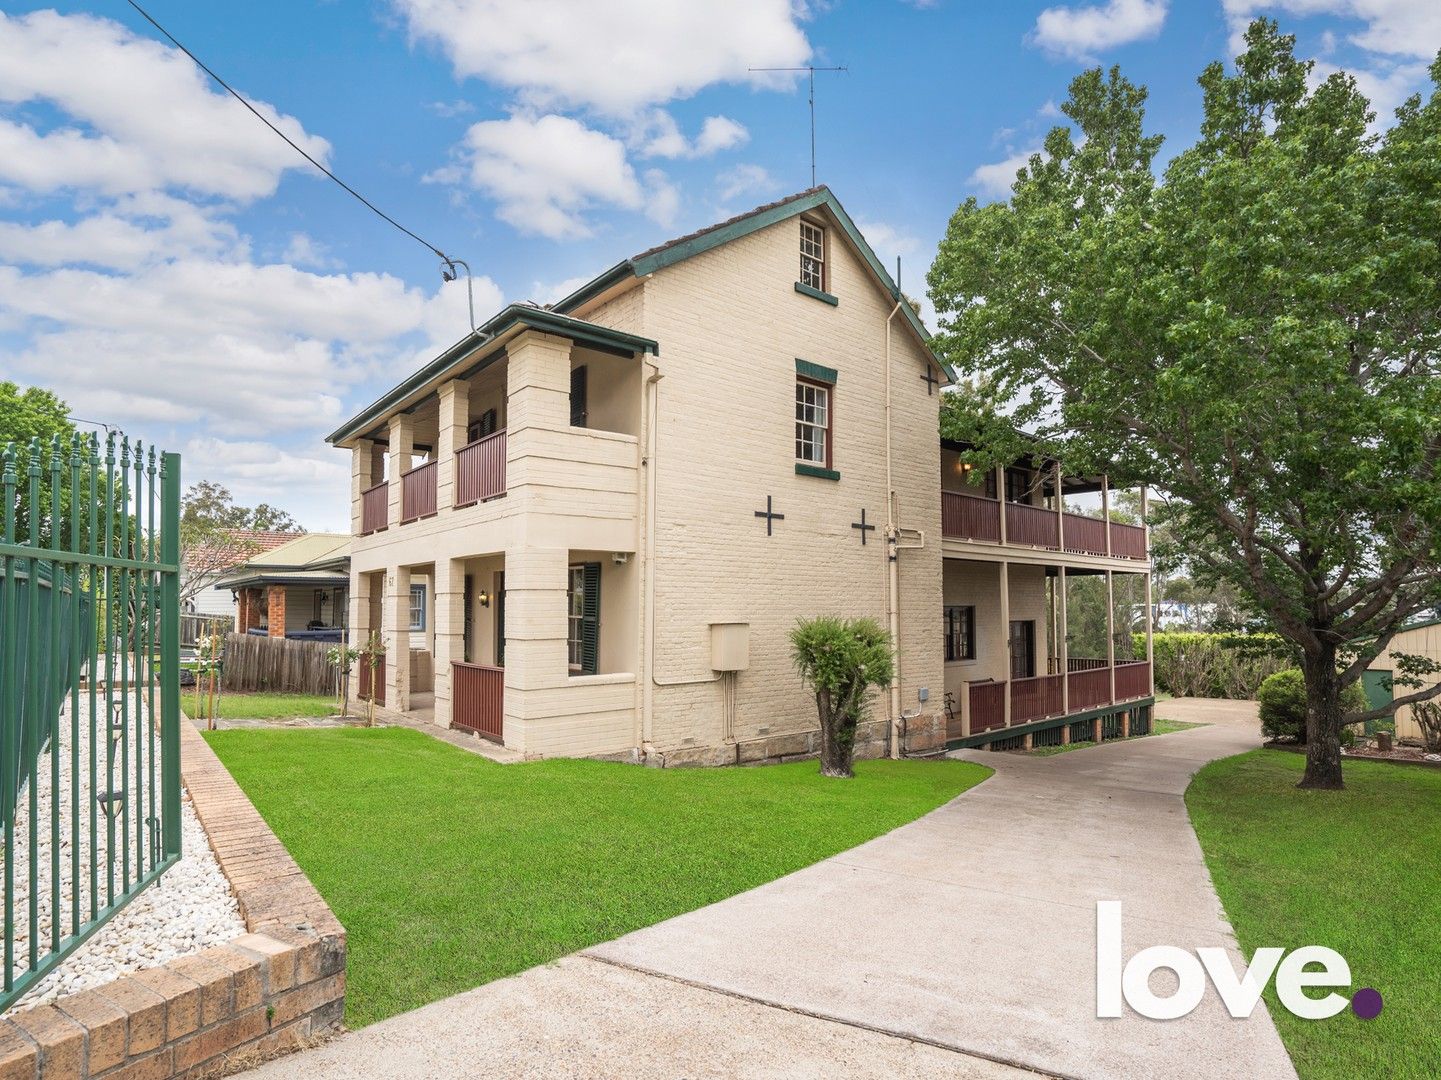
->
799;220;826;291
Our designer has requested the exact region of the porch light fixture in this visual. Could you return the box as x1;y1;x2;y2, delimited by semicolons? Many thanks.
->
477;589;490;608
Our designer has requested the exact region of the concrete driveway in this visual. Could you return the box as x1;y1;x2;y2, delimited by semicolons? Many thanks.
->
242;698;1294;1080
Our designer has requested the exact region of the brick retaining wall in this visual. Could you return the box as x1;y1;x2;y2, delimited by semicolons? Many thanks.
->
0;721;345;1079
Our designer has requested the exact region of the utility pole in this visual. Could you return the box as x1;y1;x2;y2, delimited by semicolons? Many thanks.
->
749;64;847;187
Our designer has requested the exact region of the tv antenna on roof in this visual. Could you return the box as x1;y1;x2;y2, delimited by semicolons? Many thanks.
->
748;64;847;187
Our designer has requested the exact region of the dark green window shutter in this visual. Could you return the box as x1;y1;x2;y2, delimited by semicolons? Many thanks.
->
581;562;601;675
570;365;588;428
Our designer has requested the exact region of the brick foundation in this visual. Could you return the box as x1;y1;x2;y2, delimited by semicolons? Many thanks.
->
0;722;345;1078
640;713;945;768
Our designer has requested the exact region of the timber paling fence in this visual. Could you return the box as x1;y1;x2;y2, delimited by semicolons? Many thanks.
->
220;632;339;696
0;432;181;1012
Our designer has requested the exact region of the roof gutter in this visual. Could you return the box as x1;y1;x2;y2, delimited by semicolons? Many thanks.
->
326;304;658;447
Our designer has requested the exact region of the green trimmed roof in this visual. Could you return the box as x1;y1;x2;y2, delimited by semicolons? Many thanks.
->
213;532;350;592
554;185;952;382
327;305;659;446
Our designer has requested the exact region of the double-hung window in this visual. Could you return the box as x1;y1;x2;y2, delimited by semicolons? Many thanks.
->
799;220;826;291
944;605;975;662
566;563;601;675
409;583;426;631
795;379;831;467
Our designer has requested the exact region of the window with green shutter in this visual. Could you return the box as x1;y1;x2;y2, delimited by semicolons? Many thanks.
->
567;562;601;675
570;365;588;428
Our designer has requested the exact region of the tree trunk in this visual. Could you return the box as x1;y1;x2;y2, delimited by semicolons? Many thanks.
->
818;689;855;778
1298;642;1345;790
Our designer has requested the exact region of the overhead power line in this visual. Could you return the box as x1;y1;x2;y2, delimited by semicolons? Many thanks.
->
122;0;458;273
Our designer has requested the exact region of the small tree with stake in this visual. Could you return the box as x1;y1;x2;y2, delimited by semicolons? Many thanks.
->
790;616;895;778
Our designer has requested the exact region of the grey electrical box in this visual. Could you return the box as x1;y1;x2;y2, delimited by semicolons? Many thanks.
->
918;687;930;703
710;622;750;671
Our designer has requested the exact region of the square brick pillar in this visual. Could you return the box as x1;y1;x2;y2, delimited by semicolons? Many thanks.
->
436;380;468;515
387;414;414;529
384;565;412;711
351;438;382;534
499;547;569;753
432;558;465;729
348;571;373;704
266;585;286;638
505;330;572;433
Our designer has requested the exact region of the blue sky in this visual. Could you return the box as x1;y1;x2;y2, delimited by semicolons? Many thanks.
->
1;0;1436;529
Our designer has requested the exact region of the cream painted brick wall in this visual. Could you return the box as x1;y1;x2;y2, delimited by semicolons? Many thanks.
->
942;560;1049;702
582;214;944;753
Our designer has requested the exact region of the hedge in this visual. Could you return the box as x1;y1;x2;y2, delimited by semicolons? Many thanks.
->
1134;631;1292;700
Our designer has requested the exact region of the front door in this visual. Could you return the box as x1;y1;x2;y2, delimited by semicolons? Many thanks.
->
1009;620;1036;679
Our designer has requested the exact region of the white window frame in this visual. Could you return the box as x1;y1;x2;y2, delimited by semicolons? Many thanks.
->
567;566;585;671
409;583;426;632
799;220;826;291
795;379;831;466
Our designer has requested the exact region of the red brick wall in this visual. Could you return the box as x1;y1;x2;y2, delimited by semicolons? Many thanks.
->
266;586;286;638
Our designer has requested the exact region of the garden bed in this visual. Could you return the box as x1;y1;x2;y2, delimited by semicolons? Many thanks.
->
1262;739;1441;769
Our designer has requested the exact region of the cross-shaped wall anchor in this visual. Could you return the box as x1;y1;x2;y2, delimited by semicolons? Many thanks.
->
851;508;876;545
920;366;939;395
754;495;784;536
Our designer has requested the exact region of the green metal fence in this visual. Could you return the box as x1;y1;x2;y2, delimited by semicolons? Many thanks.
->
1;431;181;1012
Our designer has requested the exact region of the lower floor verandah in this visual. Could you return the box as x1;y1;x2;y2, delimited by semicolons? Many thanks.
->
942;555;1154;751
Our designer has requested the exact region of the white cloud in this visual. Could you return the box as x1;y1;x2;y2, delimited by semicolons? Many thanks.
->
968;150;1043;198
1222;2;1441;61
854;219;921;265
0;10;328;200
716;163;779;203
694;116;750;156
529;274;599;305
439;114;677;238
427;99;475;118
282;233;341;270
183;436;352;531
392;0;811;115
633;111;750;159
1030;0;1168;60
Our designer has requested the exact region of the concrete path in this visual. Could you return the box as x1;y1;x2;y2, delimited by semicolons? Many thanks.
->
241;698;1294;1080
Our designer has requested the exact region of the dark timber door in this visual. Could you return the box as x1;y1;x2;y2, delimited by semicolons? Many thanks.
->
494;571;506;667
1009;620;1036;680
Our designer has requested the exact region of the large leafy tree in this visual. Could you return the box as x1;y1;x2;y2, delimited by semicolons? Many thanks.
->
179;481;304;606
0;381;77;544
928;20;1441;789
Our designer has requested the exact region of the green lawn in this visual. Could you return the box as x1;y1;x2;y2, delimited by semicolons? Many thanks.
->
1187;751;1441;1080
1027;716;1206;756
205;728;990;1026
193;692;338;721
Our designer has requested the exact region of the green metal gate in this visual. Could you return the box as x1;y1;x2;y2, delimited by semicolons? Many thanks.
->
1;431;181;1011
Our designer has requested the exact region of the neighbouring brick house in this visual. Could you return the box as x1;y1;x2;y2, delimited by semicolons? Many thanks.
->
214;533;349;642
329;187;1155;763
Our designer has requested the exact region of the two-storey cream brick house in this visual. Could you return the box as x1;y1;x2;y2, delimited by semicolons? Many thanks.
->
329;187;1155;763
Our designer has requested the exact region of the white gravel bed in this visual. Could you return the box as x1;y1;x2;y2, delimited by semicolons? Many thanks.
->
3;695;245;1015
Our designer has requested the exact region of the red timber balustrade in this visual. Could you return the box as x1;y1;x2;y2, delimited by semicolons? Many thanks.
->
455;429;506;506
360;481;388;535
939;457;1148;561
401;459;438;523
451;661;503;740
942;491;1148;560
957;659;1152;740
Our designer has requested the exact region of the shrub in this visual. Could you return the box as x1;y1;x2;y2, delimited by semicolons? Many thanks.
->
1137;632;1292;699
1412;700;1441;754
1257;669;1367;744
790;615;894;778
